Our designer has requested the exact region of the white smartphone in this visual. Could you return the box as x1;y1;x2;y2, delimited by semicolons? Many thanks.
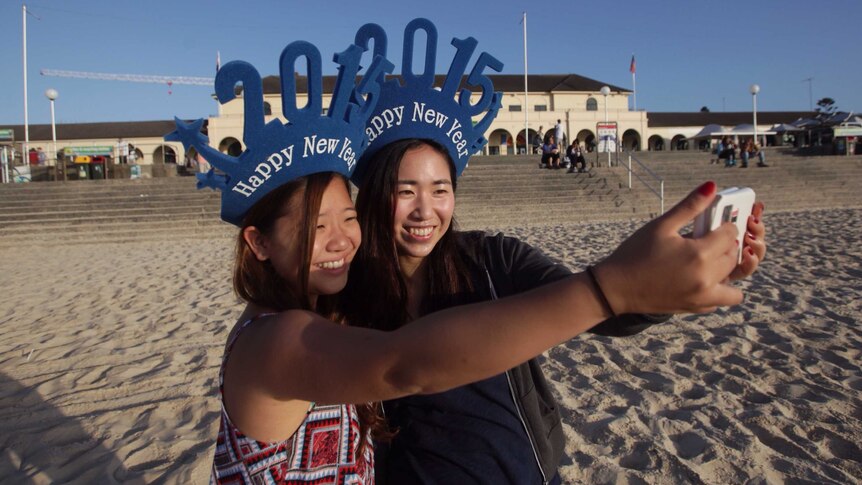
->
693;186;756;263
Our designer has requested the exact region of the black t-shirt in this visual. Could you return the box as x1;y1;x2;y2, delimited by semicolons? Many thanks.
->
380;372;543;484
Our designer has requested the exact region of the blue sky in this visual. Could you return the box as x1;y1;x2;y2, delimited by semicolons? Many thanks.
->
2;0;860;126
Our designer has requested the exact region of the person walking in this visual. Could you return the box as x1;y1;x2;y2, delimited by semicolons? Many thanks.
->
554;119;565;151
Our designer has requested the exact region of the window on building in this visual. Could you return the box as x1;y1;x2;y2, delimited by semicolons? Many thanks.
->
509;105;522;112
535;105;547;112
263;102;272;116
586;98;598;111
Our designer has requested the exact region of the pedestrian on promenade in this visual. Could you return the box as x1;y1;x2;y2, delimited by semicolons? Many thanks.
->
533;125;544;154
555;119;565;150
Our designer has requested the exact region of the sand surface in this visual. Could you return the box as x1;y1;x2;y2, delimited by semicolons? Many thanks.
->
1;208;861;484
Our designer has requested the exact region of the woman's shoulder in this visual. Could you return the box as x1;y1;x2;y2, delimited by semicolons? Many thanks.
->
229;308;325;349
456;231;533;259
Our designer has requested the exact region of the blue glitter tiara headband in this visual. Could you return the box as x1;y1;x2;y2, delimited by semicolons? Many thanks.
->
351;18;504;185
165;35;394;226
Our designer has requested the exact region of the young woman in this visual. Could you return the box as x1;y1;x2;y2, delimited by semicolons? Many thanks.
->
341;139;767;484
566;139;587;173
208;160;757;484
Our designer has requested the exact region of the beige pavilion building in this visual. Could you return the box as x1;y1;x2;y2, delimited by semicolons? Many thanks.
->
2;73;812;177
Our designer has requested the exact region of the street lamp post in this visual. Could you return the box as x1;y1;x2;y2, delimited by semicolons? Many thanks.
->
45;88;61;181
750;84;760;147
600;86;611;166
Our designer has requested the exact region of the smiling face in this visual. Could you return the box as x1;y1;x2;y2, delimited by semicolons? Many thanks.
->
245;176;361;302
392;144;455;272
305;178;361;297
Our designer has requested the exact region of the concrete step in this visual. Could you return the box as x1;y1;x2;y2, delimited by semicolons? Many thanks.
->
1;153;860;244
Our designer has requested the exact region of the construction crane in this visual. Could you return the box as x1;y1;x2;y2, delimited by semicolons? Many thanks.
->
40;68;214;94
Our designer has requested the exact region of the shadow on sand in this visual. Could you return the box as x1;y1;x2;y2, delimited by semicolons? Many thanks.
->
0;371;143;484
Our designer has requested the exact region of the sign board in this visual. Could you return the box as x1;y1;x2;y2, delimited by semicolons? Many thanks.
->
597;122;618;153
0;129;14;142
13;164;31;183
64;146;113;156
130;164;141;179
833;127;862;137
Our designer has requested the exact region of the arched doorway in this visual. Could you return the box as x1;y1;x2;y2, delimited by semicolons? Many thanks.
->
576;129;596;152
219;137;242;157
153;145;177;164
671;135;689;151
488;129;514;156
648;135;665;151
517;129;539;154
185;146;199;165
622;129;641;151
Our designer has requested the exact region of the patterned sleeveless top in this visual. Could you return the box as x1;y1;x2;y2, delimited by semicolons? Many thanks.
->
210;314;373;484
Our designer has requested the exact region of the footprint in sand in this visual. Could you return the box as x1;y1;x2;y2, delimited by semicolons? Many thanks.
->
671;431;708;459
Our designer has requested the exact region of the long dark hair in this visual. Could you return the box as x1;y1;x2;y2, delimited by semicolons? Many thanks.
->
232;172;380;451
339;139;472;332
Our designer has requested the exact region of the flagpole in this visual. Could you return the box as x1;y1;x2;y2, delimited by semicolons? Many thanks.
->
522;11;528;155
631;53;637;111
23;4;30;161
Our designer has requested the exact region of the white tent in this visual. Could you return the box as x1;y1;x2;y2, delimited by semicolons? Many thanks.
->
688;123;726;139
709;124;776;137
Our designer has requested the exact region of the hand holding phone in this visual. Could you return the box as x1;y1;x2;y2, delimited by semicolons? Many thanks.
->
693;187;756;263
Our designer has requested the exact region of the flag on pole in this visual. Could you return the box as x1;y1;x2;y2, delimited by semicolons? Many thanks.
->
629;55;636;74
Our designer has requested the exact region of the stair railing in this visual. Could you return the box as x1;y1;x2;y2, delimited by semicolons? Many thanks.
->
624;151;665;214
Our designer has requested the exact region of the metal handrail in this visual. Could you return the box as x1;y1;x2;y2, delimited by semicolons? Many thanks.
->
624;151;665;213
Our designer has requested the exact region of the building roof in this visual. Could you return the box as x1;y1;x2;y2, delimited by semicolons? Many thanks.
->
259;73;630;95
647;111;815;128
1;120;191;142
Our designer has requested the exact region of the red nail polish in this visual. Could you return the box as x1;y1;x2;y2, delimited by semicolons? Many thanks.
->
746;246;754;255
753;217;759;224
698;181;716;196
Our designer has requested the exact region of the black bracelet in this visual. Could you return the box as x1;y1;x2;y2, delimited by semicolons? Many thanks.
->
586;265;617;318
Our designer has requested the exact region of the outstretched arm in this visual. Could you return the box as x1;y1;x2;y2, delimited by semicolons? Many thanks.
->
225;182;744;441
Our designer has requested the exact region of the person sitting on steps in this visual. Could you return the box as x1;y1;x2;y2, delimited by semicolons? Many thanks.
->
741;138;769;168
717;136;736;167
541;135;561;169
566;141;587;173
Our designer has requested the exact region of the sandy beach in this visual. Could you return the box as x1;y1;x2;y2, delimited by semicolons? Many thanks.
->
1;207;861;484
